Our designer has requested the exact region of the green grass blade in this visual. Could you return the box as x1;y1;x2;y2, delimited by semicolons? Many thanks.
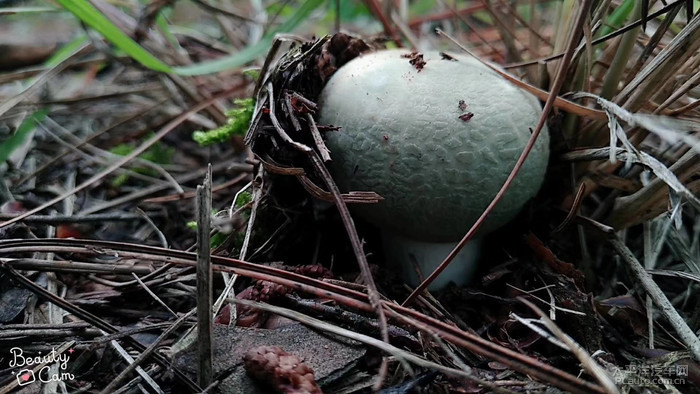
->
57;0;322;76
0;110;48;163
44;35;89;67
56;0;172;72
598;0;635;38
173;39;273;76
173;0;324;76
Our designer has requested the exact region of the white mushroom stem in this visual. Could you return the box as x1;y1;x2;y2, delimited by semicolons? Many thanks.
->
382;231;482;290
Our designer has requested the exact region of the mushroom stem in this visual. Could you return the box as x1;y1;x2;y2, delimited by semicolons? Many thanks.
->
382;231;482;290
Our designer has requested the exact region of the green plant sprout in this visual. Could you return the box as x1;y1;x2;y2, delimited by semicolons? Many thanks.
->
192;98;255;146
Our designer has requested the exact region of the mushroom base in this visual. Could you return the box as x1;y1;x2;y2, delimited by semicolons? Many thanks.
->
382;232;482;290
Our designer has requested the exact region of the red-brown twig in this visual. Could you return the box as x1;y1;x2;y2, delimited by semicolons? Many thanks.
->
0;238;608;393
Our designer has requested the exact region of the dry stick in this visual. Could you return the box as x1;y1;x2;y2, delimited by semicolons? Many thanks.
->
551;183;587;234
408;3;485;27
239;169;262;261
111;366;162;394
668;99;700;116
106;339;164;394
41;117;184;194
99;309;195;394
306;113;331;162
195;166;213;388
142;173;250;203
93;264;172;289
436;0;501;55
81;161;244;215
656;68;700;113
36;121;173;187
496;0;552;47
264;83;392;388
1;322;91;330
92;324;183;346
363;0;402;47
2;258;152;275
0;212;153;224
518;298;619;394
0;242;376;316
623;3;682;89
0;87;241;230
136;208;168;248
403;0;594;306
211;173;259;318
390;11;421;50
0;327;101;339
480;0;527;63
0;239;603;392
131;272;177;317
191;0;257;22
0;56;110;84
609;236;700;360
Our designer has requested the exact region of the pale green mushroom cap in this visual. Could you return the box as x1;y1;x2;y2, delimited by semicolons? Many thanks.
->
319;50;550;243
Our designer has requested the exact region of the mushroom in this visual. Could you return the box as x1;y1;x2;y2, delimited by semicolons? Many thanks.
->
318;50;549;290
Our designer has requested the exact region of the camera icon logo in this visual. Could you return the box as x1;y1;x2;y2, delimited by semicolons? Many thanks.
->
16;369;35;386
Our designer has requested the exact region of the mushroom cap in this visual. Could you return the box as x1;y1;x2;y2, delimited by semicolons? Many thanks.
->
318;50;549;242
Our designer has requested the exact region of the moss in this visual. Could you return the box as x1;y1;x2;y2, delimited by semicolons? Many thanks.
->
192;98;255;146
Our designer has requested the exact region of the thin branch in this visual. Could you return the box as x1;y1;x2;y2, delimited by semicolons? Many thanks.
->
609;236;700;360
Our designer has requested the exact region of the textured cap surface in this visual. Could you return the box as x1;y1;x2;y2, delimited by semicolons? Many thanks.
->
319;50;549;241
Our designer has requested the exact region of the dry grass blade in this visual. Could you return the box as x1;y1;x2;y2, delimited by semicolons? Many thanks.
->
561;147;700;211
573;92;700;153
0;44;90;118
609;236;700;360
99;310;195;394
617;13;700;110
0;88;239;229
503;0;688;69
518;298;619;394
